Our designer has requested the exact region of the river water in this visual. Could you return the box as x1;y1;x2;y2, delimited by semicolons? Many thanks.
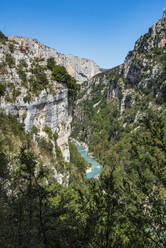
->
75;143;102;179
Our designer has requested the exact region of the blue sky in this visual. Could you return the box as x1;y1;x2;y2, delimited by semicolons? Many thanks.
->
0;0;165;68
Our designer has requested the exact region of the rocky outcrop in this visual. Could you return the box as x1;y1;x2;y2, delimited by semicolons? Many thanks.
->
1;88;71;161
8;36;101;83
133;9;166;53
0;32;100;162
72;8;166;142
0;37;70;161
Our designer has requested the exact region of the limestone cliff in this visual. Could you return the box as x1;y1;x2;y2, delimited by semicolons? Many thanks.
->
0;36;72;161
72;8;166;143
8;36;101;83
0;28;101;163
1;88;71;161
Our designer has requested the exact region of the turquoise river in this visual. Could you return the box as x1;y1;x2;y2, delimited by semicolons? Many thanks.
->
75;143;102;178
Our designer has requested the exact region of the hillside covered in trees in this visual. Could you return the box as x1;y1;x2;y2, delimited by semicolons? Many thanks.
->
0;8;166;248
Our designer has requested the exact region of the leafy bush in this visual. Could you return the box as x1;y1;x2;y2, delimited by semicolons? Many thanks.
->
52;65;69;83
52;65;80;103
12;88;21;101
0;62;8;75
9;43;14;53
23;94;31;103
53;131;58;142
30;63;49;91
19;59;28;68
43;126;52;139
124;95;132;108
38;137;53;154
17;68;27;81
0;31;7;42
47;57;56;70
55;145;63;160
5;53;15;68
0;82;6;96
31;125;38;134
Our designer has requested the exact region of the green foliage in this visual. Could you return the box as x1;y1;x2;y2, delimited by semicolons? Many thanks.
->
0;62;8;75
9;43;14;53
37;137;53;156
12;88;21;101
51;64;80;103
17;67;27;81
47;57;56;70
27;62;50;96
0;31;7;42
69;142;88;174
0;113;25;137
53;131;58;142
124;94;132;107
19;58;28;68
23;94;31;103
0;109;166;247
52;65;68;83
0;82;6;96
5;53;15;68
43;125;52;139
55;145;63;161
127;50;134;57
30;63;48;86
31;125;38;134
1;19;166;246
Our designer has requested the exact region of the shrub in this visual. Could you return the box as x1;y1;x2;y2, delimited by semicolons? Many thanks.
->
23;94;31;103
43;126;52;139
124;95;132;108
21;80;29;88
0;82;6;96
52;65;69;83
31;80;44;94
6;54;15;68
52;65;80;103
0;62;8;75
12;88;21;101
55;145;63;160
31;64;49;87
19;59;28;68
38;137;53;154
47;57;56;71
9;43;14;53
0;31;7;42
17;68;27;81
31;125;38;134
53;131;58;142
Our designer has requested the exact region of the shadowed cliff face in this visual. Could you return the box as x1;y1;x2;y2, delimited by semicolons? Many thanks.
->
8;36;101;84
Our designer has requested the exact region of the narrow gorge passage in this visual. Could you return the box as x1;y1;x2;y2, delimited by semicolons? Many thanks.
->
75;143;102;178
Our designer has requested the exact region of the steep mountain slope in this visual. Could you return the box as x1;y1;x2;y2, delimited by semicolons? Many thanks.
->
8;36;101;83
0;33;79;162
1;8;166;248
70;11;166;247
72;8;166;158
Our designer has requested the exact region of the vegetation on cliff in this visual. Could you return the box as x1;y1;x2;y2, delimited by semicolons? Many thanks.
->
1;9;166;248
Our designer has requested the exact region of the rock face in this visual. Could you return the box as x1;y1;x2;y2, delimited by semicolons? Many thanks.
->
72;8;166;142
134;9;166;53
0;33;100;162
1;88;71;161
8;36;101;84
